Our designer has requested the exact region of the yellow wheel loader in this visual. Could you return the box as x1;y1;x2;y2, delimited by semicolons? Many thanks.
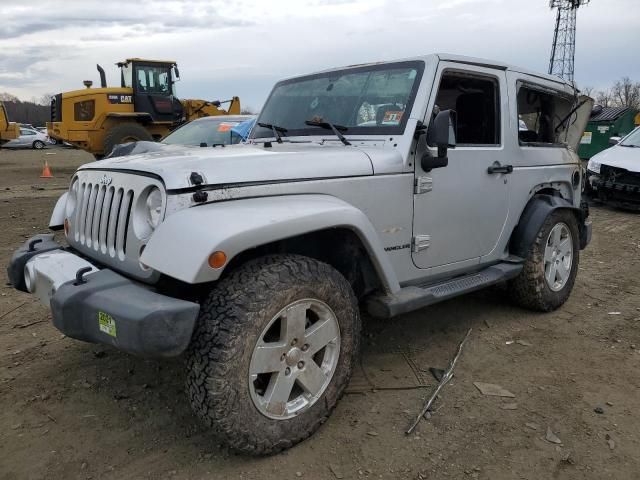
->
0;102;20;147
47;59;240;157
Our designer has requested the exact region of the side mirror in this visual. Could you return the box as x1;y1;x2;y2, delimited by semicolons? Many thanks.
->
609;136;621;146
173;65;180;79
421;109;456;171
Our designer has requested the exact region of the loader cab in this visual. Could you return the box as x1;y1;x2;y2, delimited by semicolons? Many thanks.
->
118;59;184;123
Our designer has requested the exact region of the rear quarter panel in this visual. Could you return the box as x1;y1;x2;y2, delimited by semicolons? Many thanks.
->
480;72;582;262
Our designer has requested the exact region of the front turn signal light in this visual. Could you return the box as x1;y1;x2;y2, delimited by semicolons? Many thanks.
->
208;251;227;269
64;218;70;236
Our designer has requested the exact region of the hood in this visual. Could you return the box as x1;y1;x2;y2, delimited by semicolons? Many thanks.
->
79;142;374;190
591;145;640;173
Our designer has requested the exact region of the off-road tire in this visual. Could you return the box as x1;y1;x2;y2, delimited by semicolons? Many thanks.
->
103;123;153;156
32;140;45;149
508;210;580;311
185;254;360;455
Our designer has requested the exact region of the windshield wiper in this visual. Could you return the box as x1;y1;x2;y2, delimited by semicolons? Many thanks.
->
305;120;351;146
257;122;287;143
619;144;640;148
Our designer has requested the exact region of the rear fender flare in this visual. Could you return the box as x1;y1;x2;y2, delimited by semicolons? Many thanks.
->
102;113;153;129
141;194;401;292
105;112;153;122
509;194;582;258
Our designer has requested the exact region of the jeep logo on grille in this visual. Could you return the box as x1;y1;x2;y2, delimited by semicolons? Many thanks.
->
98;175;113;186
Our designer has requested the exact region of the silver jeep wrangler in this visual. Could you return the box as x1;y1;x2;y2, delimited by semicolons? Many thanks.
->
8;54;593;454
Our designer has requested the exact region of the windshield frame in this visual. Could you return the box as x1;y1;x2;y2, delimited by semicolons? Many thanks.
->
251;60;425;140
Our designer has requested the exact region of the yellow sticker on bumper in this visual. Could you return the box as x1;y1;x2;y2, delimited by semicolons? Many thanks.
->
98;311;117;337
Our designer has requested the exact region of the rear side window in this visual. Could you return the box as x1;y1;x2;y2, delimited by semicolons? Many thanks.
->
74;100;95;121
517;84;574;145
433;72;500;146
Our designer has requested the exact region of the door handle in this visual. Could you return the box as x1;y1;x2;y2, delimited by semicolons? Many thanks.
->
487;162;513;174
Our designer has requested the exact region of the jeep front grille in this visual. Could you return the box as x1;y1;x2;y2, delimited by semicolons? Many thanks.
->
74;182;133;259
67;170;165;282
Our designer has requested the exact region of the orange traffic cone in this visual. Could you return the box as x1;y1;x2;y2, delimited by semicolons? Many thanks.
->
40;160;53;178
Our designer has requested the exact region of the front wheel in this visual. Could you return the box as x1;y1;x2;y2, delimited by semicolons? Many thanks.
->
185;254;360;455
508;210;580;311
32;140;46;149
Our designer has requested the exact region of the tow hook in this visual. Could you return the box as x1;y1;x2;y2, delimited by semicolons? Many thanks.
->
74;266;93;286
28;238;43;252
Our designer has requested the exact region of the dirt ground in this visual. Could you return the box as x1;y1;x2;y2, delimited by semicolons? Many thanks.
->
1;147;639;480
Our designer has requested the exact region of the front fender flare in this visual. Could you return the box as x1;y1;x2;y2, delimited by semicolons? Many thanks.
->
49;192;68;230
141;194;401;292
510;194;584;258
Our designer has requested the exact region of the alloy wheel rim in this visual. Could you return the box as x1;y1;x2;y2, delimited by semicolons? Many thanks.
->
544;222;573;292
249;298;341;420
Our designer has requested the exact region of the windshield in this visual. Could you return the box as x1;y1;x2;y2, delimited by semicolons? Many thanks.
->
134;64;173;95
620;127;640;147
162;118;246;146
252;61;424;139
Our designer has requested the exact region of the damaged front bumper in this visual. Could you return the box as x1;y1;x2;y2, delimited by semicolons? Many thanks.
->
589;170;640;210
7;235;200;357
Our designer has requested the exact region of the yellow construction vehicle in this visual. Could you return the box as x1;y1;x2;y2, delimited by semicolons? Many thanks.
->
0;102;20;146
47;59;240;157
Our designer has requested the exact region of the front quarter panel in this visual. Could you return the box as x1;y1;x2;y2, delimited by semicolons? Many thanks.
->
140;194;401;292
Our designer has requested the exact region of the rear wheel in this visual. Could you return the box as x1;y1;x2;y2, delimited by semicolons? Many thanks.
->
103;123;153;156
32;140;45;149
508;210;580;311
185;254;360;455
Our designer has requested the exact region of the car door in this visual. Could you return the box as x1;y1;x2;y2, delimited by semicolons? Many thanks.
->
18;129;35;146
412;63;510;271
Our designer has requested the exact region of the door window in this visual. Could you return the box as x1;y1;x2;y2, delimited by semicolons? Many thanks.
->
20;129;35;136
433;72;500;146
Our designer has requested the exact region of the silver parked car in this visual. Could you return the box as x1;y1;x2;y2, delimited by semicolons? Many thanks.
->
3;127;49;149
162;115;255;146
105;115;256;158
8;53;593;454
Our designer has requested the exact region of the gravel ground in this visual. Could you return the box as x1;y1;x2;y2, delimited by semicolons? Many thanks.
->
1;147;639;480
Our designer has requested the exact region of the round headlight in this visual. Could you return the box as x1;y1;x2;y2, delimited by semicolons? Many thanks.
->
132;186;165;240
146;187;163;229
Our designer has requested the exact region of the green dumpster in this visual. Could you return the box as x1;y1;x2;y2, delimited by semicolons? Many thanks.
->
578;107;639;160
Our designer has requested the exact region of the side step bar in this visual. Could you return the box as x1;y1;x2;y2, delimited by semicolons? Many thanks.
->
366;262;523;319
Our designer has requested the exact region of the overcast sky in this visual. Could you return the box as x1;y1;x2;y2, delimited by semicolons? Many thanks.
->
1;0;638;111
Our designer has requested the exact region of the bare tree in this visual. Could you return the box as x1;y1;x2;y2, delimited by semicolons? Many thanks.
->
0;92;19;102
580;85;595;98
611;77;640;109
37;93;55;106
595;89;614;108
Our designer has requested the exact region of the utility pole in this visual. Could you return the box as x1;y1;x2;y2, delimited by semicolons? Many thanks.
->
548;0;590;83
